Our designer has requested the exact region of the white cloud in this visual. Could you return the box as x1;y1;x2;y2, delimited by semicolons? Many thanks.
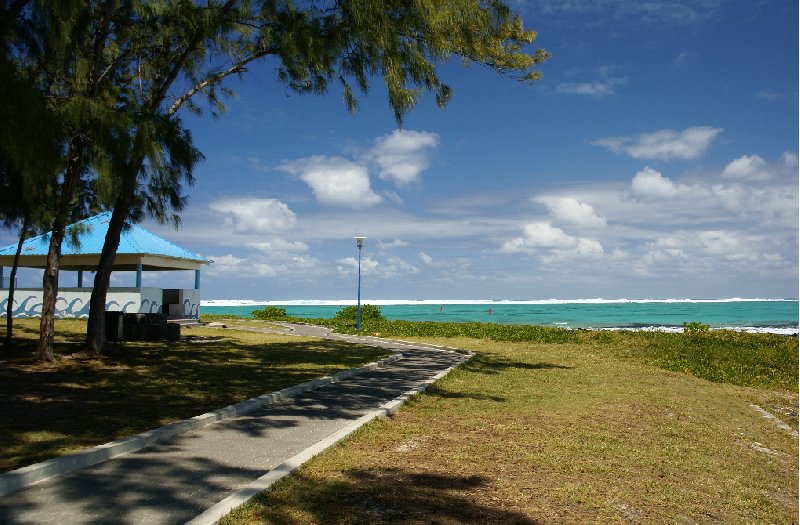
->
521;223;577;249
203;254;245;277
205;253;275;277
246;239;308;254
554;77;627;98
710;183;744;209
574;238;605;255
782;151;798;170
253;263;278;277
493;151;794;289
205;251;321;279
276;130;438;207
673;51;697;67
639;229;784;271
381;255;420;277
756;89;783;101
501;223;604;259
382;190;404;206
336;256;379;275
593;126;722;160
500;236;527;254
722;154;771;180
697;230;746;258
377;238;409;249
533;1;721;27
630;167;684;198
297;209;517;243
279;156;382;207
209;198;297;233
534;196;607;227
336;254;420;279
189;146;795;300
367;129;439;185
210;254;245;268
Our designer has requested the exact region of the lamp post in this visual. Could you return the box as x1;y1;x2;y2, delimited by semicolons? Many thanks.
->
354;236;366;330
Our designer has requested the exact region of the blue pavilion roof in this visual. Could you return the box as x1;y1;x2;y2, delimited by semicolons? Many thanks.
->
0;213;208;265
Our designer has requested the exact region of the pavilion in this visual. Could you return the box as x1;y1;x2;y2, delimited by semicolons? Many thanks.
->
0;213;210;319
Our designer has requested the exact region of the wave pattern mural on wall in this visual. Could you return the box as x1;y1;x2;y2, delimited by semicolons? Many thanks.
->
1;291;201;319
106;300;140;314
183;299;200;318
2;294;165;318
0;296;42;318
56;297;91;317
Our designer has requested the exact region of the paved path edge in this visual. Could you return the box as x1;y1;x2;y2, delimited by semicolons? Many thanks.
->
186;348;474;525
0;354;403;498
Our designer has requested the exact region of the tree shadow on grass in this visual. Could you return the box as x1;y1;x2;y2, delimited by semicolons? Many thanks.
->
0;337;388;471
238;467;540;524
0;450;266;525
460;353;574;376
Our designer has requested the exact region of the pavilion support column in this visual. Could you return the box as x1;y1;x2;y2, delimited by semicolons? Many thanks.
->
77;270;83;287
0;266;4;288
136;263;142;288
195;269;200;290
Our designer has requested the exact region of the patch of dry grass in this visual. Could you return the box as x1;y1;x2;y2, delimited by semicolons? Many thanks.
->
222;337;798;524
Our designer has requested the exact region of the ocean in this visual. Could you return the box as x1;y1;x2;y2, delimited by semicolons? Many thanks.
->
201;299;799;335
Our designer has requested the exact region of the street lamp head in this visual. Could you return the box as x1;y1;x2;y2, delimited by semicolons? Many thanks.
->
354;236;366;249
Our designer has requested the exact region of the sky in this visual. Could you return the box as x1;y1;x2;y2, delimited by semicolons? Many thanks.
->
4;0;799;301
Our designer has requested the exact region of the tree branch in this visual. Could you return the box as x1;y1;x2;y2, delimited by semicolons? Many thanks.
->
87;0;117;98
149;0;237;113
166;49;276;116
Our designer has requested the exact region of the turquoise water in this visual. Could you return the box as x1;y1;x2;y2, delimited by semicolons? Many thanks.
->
201;300;799;333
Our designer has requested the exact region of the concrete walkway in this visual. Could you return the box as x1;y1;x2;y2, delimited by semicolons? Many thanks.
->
0;324;469;525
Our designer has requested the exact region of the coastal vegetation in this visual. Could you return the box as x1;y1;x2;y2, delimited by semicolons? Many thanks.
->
215;310;798;524
247;305;797;391
250;306;289;320
221;333;798;524
2;313;796;522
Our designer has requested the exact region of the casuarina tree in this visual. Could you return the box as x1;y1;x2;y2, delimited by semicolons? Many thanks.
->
83;0;549;353
3;1;548;358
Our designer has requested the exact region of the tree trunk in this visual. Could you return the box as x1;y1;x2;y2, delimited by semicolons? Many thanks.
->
36;139;84;361
4;224;27;348
85;205;128;353
36;231;61;361
35;4;117;359
84;174;147;353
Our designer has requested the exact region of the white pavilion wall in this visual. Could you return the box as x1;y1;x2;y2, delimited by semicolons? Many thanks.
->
0;287;201;318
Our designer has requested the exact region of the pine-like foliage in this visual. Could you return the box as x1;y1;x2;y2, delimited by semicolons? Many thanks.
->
2;0;548;356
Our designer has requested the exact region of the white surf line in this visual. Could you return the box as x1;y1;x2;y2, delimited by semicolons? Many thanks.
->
187;347;473;525
750;404;799;438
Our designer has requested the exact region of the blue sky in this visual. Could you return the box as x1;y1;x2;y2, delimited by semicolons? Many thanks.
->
4;0;799;300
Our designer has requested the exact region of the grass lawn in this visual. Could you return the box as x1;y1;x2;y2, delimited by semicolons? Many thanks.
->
221;331;798;524
0;318;389;472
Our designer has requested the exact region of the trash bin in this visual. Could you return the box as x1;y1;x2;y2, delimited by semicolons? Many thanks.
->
105;311;124;342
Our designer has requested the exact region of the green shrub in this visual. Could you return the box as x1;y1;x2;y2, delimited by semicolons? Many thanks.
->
251;306;288;320
333;304;385;325
683;321;710;333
